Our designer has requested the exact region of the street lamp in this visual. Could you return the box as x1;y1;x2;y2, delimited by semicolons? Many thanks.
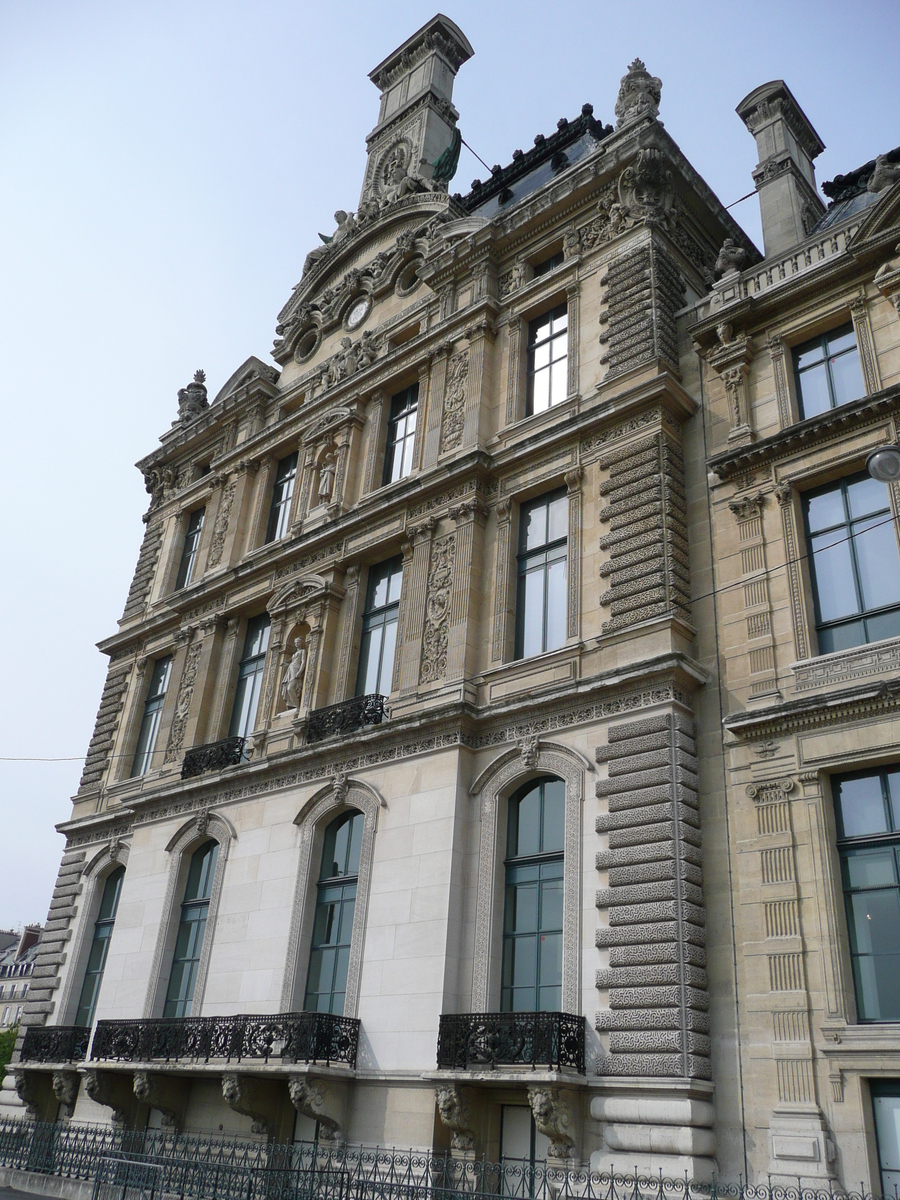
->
866;445;900;483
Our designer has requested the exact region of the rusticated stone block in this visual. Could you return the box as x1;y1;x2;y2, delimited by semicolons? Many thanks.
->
609;941;706;968
596;765;698;795
596;879;704;908
607;747;698;776
608;1030;711;1056
596;963;708;989
609;821;701;850
596;801;700;833
597;840;703;870
609;984;708;1010
597;921;680;947
609;713;695;741
609;899;705;927
607;859;703;888
597;730;695;760
596;1052;711;1080
601;783;699;812
597;1007;710;1033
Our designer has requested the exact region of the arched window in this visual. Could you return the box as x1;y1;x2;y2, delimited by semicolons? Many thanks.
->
164;840;219;1018
304;812;363;1015
501;777;565;1012
74;866;125;1027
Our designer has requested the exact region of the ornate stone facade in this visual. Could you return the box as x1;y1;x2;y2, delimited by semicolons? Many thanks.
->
8;18;900;1200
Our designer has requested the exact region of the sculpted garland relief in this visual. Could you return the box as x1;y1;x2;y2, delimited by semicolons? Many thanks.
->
420;534;456;684
164;641;203;763
439;352;469;453
206;483;236;569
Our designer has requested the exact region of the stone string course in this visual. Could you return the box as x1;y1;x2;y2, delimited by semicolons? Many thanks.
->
594;712;710;1079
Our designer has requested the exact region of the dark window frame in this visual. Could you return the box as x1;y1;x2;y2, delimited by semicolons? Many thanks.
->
515;489;568;660
355;557;403;697
175;508;205;591
163;840;219;1019
228;615;271;738
304;811;363;1015
793;321;865;420
382;383;419;487
73;866;125;1027
265;452;299;544
526;303;568;416
803;472;900;655
130;656;173;778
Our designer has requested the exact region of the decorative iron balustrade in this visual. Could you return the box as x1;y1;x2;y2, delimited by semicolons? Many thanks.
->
436;1011;585;1073
307;694;389;743
0;1118;895;1200
20;1025;91;1064
181;737;246;779
91;1011;359;1067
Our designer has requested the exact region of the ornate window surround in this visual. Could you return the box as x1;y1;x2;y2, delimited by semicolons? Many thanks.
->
58;842;131;1027
280;777;384;1017
504;271;580;427
143;811;235;1019
468;741;590;1013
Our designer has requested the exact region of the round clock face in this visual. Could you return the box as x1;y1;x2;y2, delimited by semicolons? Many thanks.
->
346;297;370;330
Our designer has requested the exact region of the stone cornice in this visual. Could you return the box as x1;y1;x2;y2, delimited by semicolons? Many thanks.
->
723;677;900;740
63;654;701;842
707;383;900;481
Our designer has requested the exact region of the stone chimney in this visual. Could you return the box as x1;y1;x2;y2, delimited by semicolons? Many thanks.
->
736;80;826;257
359;14;473;209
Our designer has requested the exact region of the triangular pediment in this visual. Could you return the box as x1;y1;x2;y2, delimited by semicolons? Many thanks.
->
847;180;900;249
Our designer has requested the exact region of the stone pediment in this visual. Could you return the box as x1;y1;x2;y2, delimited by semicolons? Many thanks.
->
846;179;900;248
211;356;278;405
267;575;331;617
273;195;458;367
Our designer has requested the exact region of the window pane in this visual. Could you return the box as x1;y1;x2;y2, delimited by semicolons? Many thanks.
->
521;568;546;658
827;326;857;356
805;487;846;534
540;877;564;930
797;363;831;417
873;1092;900;1196
818;620;865;655
521;502;548;552
551;305;567;333
795;339;826;370
844;848;898;890
810;533;858;621
507;882;539;935
98;868;125;921
545;557;567;651
510;935;537;985
549;358;567;405
887;772;900;831
836;776;890;838
538;930;562;984
830;346;864;407
528;312;552;344
865;610;900;644
512;785;542;858
357;626;383;695
530;369;550;414
847;475;890;520
376;616;398;695
541;781;565;853
853;517;900;610
532;341;551;371
547;494;568;544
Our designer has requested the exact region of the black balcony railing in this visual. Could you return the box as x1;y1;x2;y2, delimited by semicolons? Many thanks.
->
307;694;388;743
20;1025;91;1064
91;1011;359;1068
436;1011;585;1073
181;737;246;779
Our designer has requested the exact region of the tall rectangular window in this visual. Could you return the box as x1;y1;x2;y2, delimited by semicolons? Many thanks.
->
228;616;270;738
73;867;124;1027
526;304;568;415
265;452;298;543
803;473;900;654
174;508;205;590
383;384;418;486
793;323;864;420
356;557;403;696
130;657;173;777
833;768;900;1022
164;841;218;1018
304;812;362;1015
515;490;567;659
872;1081;900;1197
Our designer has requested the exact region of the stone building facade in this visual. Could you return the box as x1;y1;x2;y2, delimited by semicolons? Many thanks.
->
4;14;900;1193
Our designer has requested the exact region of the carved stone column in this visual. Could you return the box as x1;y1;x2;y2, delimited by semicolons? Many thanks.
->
257;616;287;727
293;446;318;530
491;500;514;663
51;1070;80;1119
14;1070;54;1121
207;617;242;738
179;615;230;750
391;538;416;693
461;317;495;450
244;453;276;547
204;473;239;573
707;331;755;444
849;294;882;394
728;491;779;700
413;357;431;471
419;531;457;687
528;1086;576;1161
565;467;583;641
776;481;810;662
328;413;365;515
766;334;792;429
335;565;363;700
362;390;387;494
438;348;470;456
875;254;900;319
422;343;451;467
435;1083;476;1152
159;629;202;766
398;519;436;694
446;501;487;681
566;282;581;399
504;317;525;425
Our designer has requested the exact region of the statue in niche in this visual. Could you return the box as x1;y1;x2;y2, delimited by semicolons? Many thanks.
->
382;145;427;205
281;637;308;710
176;370;208;423
714;237;747;278
317;451;337;503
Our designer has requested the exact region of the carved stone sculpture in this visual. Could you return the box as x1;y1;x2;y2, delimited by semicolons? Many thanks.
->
281;637;308;710
715;237;747;278
288;1076;343;1145
84;1068;132;1126
317;451;337;503
868;154;900;194
176;370;209;424
435;1083;476;1151
133;1070;185;1129
51;1070;80;1117
221;1072;277;1136
302;210;357;276
614;58;662;128
519;733;540;769
617;147;673;228
14;1070;42;1119
527;1086;575;1159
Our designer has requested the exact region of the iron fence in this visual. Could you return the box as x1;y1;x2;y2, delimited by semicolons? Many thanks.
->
307;695;388;743
20;1024;91;1063
0;1118;896;1200
436;1012;585;1073
91;1012;360;1067
182;738;247;779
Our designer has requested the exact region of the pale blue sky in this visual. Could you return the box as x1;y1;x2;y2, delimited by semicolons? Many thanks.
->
1;0;897;927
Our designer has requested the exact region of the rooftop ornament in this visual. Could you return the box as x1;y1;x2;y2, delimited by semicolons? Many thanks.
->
175;370;208;425
614;57;662;128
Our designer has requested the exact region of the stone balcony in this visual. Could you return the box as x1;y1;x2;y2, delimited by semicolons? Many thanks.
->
436;1012;585;1073
307;694;388;744
181;736;247;779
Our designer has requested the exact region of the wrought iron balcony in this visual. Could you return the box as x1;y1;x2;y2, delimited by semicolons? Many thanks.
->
307;694;388;743
436;1011;585;1073
91;1011;359;1068
20;1024;91;1064
181;736;246;779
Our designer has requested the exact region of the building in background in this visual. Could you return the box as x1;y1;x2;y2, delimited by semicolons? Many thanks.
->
0;928;41;1029
3;13;900;1194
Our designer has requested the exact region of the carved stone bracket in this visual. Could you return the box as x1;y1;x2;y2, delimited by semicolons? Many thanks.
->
221;1072;280;1137
133;1070;187;1130
288;1076;345;1146
527;1086;576;1160
51;1070;80;1118
875;250;900;317
707;334;755;443
14;1070;45;1120
435;1083;476;1151
84;1068;134;1127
